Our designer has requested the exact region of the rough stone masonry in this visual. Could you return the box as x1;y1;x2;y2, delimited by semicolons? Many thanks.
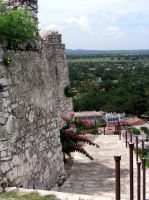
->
0;0;73;192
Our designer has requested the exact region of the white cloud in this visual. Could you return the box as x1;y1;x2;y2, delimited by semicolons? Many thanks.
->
105;26;120;32
67;17;78;25
115;32;125;38
104;26;125;39
67;16;90;29
78;16;90;28
44;16;91;32
38;0;149;50
138;26;145;29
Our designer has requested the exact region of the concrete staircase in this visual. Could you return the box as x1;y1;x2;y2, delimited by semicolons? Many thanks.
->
51;135;149;199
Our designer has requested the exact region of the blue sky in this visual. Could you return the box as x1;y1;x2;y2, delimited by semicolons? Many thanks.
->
38;0;149;50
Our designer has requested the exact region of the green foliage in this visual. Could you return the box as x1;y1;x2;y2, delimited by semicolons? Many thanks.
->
140;126;149;134
64;85;75;97
0;52;15;67
60;113;99;160
128;127;140;135
90;128;100;135
0;0;39;50
97;119;106;127
134;148;149;168
68;54;149;116
0;191;59;200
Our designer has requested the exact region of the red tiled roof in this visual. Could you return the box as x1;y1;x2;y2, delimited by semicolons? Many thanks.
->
126;117;146;126
107;121;129;126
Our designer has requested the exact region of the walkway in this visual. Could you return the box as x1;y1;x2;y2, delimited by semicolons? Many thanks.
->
51;135;149;200
7;135;149;199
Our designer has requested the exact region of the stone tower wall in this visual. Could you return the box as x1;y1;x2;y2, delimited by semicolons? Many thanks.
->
0;0;73;192
8;0;38;20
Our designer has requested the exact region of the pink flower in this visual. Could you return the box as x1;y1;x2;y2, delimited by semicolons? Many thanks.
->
60;115;67;120
71;123;76;128
84;119;91;126
76;146;84;151
66;130;73;134
70;112;75;117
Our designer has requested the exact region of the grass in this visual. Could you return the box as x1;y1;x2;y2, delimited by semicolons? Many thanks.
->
134;148;149;168
67;57;149;64
0;191;59;200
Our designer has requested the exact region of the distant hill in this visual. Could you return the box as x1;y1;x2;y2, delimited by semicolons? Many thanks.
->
66;49;149;55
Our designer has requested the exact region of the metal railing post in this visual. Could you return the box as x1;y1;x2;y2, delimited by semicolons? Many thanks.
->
137;161;141;200
118;121;121;140
142;158;146;200
136;136;138;162
115;125;117;135
114;155;121;200
119;130;121;140
130;131;132;143
129;142;134;200
142;140;144;158
125;128;127;148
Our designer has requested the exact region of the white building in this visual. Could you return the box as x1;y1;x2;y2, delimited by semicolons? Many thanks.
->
74;111;104;124
105;113;125;122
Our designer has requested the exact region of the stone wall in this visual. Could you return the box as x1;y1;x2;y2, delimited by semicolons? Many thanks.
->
8;0;38;20
0;28;73;191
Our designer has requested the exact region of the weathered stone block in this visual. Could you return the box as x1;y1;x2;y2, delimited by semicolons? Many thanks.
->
0;118;5;125
2;98;10;108
29;110;35;123
5;115;18;135
0;151;7;157
1;91;9;97
7;167;18;182
0;78;8;86
0;162;10;174
12;155;20;166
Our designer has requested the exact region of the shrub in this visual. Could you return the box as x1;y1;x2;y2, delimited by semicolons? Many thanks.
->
128;127;140;135
64;85;76;97
140;126;149;134
60;113;100;160
97;119;106;127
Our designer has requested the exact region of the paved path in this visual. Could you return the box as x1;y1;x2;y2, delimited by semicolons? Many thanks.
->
6;135;149;200
51;135;149;200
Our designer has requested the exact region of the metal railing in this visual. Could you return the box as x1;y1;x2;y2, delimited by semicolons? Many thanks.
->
114;127;147;200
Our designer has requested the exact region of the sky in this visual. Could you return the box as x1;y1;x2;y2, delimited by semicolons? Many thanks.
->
38;0;149;50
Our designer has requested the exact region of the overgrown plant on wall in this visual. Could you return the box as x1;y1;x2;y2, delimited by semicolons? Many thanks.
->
64;85;76;97
60;113;100;161
0;0;39;51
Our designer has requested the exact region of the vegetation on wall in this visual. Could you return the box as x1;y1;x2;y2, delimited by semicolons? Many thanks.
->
0;0;39;50
64;85;75;97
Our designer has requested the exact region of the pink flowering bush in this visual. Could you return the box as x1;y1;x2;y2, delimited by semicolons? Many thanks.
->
60;113;100;161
